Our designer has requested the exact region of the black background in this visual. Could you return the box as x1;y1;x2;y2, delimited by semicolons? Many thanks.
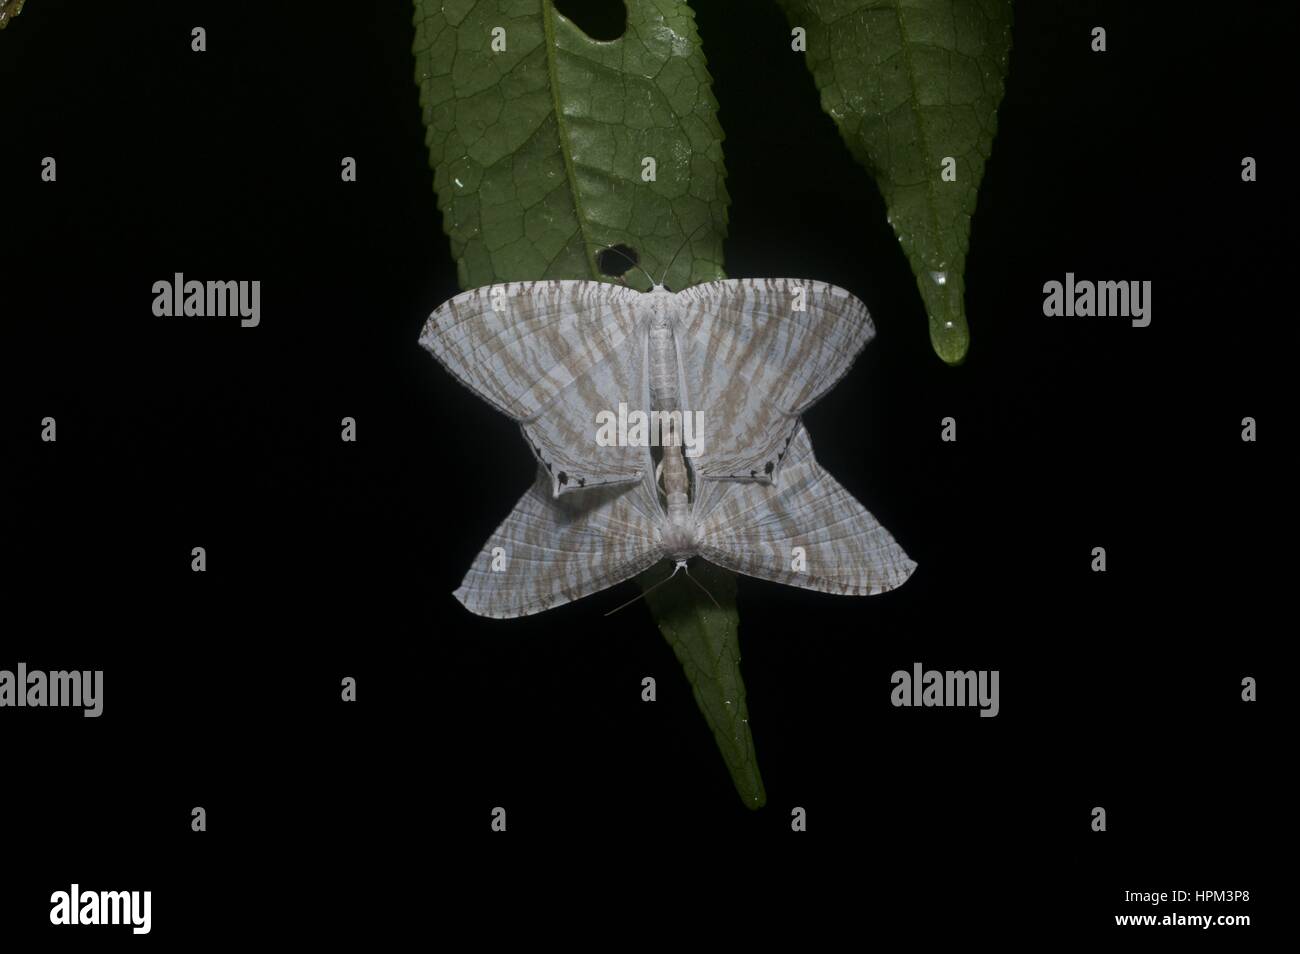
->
0;0;1285;942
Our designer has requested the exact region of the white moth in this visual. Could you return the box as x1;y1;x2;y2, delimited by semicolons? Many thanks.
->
420;277;916;618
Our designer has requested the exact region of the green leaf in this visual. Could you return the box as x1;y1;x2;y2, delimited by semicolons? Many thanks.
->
778;0;1013;364
0;0;28;31
413;0;764;808
412;0;729;291
637;561;765;809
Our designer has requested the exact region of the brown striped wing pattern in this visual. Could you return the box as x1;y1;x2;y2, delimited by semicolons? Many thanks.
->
694;423;916;596
674;279;875;484
453;465;666;619
419;280;649;496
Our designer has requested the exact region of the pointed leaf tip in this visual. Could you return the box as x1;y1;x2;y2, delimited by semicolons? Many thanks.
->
779;0;1012;364
637;563;767;809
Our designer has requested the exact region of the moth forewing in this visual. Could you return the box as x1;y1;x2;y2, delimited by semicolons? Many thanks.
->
421;279;647;496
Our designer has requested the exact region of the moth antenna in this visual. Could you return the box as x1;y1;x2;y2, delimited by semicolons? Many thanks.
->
657;222;712;289
593;242;656;290
682;563;722;610
605;562;683;617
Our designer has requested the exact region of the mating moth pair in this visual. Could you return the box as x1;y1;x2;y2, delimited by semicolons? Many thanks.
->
420;275;915;618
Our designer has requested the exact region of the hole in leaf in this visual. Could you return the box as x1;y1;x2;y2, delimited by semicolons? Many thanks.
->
553;0;627;42
597;244;639;278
